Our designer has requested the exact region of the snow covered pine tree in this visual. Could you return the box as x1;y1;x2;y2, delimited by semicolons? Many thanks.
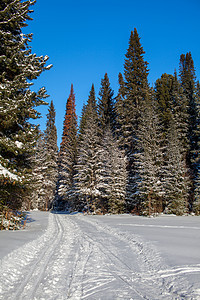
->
0;0;52;209
75;85;101;213
115;28;150;213
57;85;77;210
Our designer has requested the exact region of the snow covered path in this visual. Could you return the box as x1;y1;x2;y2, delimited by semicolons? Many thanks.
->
0;213;200;299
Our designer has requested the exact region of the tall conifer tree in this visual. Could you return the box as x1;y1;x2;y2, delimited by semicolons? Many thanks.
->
164;117;190;215
75;85;101;212
179;52;200;210
98;128;127;214
29;102;58;211
115;28;150;212
43;100;58;209
79;84;97;141
194;81;200;214
0;0;51;209
135;92;165;215
57;85;77;210
30;131;47;210
155;73;190;214
98;73;115;134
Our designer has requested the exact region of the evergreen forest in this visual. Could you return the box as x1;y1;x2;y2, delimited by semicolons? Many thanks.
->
1;0;200;219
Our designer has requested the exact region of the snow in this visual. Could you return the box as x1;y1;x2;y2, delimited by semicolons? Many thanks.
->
0;163;19;181
15;141;23;148
0;211;49;259
0;212;200;299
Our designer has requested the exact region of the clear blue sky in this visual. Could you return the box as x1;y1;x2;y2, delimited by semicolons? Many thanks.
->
25;0;200;146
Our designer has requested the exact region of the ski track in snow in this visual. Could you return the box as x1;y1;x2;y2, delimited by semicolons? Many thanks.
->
0;213;200;299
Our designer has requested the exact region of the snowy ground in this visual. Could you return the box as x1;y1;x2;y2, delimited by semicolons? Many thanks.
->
0;212;200;299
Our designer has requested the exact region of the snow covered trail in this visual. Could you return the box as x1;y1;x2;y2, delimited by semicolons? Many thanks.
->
0;213;200;299
0;213;74;300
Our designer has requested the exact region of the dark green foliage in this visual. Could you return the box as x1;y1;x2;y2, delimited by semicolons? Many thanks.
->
27;101;58;211
193;81;200;213
99;128;127;214
79;84;98;142
179;53;198;158
75;85;101;212
135;92;165;215
43;101;58;209
0;0;51;209
115;28;150;212
57;85;78;209
154;73;190;214
179;52;200;210
98;73;115;134
164;117;190;215
155;74;175;132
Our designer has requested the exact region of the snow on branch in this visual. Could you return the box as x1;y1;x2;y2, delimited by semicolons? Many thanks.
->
0;163;19;181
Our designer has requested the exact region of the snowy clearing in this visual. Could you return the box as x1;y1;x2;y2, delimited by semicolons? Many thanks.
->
0;212;200;299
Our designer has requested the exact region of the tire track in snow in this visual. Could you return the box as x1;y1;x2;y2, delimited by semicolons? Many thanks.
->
82;232;146;299
0;213;63;300
157;264;200;278
73;215;193;299
16;214;64;300
69;216;152;299
32;214;82;299
66;240;92;299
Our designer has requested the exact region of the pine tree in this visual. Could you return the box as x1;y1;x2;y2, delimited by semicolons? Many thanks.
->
155;72;189;152
98;128;127;214
28;101;58;211
164;117;190;215
79;84;97;141
155;73;190;214
115;72;126;144
98;73;115;134
75;85;101;213
179;52;200;210
193;81;200;214
115;28;150;212
154;74;175;134
29;131;47;210
0;0;51;209
57;84;77;210
135;92;165;215
43;100;58;210
78;103;87;142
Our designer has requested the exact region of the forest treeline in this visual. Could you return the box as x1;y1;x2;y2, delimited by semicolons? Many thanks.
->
1;0;200;216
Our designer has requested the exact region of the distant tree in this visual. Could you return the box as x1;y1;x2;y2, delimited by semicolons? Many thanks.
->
57;85;77;209
28;101;58;212
43;100;58;209
179;52;200;210
78;103;87;142
0;0;51;209
75;85;101;213
79;84;97;141
164;117;190;215
115;72;126;144
154;74;175;135
155;72;189;154
193;81;200;214
29;132;46;210
98;73;115;134
155;73;190;214
135;92;165;215
98;128;127;214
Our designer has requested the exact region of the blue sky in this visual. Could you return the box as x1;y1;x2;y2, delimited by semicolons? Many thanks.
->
25;0;200;146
